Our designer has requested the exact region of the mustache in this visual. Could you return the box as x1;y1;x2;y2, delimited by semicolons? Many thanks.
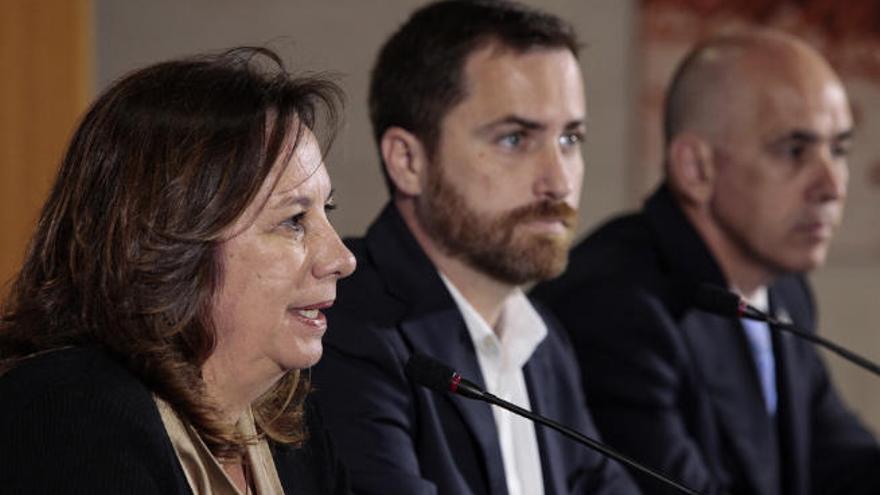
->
505;200;578;228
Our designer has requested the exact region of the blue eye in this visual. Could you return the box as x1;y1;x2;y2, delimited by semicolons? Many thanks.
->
559;132;583;148
498;132;524;149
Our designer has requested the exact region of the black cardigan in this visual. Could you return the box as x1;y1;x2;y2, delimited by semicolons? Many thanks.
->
0;346;349;494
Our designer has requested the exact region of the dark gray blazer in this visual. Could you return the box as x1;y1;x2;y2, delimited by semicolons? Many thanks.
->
533;185;880;495
312;203;639;495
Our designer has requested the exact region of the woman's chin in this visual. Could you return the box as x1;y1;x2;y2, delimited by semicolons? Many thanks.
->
281;343;324;371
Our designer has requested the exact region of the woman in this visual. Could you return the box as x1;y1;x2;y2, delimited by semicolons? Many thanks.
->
0;47;356;494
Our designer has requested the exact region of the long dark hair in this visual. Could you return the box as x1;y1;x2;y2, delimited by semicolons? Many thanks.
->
0;47;343;457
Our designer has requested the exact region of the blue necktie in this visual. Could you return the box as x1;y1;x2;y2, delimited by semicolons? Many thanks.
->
741;317;777;415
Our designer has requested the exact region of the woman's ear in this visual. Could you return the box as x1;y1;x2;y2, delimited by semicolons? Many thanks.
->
666;132;716;207
380;127;428;197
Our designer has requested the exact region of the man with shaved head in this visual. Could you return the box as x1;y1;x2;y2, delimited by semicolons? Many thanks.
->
533;30;880;494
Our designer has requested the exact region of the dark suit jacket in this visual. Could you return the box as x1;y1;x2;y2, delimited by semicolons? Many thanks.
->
312;204;639;495
532;185;880;495
0;345;349;494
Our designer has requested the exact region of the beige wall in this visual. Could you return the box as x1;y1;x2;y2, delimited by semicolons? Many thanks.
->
812;266;880;428
90;0;878;433
95;0;639;239
0;0;92;296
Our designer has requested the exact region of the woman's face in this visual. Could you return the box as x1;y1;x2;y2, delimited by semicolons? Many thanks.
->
208;129;356;388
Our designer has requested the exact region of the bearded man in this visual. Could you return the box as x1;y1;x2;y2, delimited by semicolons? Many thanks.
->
311;1;638;494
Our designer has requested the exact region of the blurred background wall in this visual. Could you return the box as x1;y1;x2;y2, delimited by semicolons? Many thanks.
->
1;0;878;431
0;0;92;299
94;0;639;246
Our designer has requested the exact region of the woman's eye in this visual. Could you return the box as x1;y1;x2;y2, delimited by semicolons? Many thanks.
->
282;213;306;233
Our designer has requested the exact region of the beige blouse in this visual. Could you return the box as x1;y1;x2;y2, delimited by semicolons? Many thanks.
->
155;397;285;495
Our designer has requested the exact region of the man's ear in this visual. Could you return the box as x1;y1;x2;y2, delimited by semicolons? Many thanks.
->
666;133;716;207
380;126;428;197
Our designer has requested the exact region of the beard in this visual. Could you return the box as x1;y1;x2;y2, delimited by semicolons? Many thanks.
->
416;162;578;285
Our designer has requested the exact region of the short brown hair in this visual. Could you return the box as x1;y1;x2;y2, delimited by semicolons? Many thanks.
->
0;47;343;457
369;0;579;193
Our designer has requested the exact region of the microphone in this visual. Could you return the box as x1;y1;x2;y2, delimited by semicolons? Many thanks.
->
693;284;880;377
405;353;704;495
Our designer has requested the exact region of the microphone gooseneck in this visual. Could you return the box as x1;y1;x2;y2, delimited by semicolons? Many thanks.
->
693;284;880;377
405;353;704;495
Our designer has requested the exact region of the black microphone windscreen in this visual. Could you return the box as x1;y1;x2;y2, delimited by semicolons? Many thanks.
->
405;353;456;394
692;283;742;317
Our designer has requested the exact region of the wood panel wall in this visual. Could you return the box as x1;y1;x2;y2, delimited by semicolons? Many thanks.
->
0;0;92;297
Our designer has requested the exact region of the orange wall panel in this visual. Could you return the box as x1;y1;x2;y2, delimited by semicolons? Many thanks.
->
0;0;92;296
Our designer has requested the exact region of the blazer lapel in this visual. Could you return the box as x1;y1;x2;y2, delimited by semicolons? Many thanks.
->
400;313;508;494
681;309;780;495
365;204;508;494
522;344;568;495
646;186;781;494
769;299;810;495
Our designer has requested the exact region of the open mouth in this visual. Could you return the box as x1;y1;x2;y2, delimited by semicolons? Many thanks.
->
297;309;320;319
287;300;334;328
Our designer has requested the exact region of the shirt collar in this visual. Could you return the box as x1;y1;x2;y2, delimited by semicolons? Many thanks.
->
439;273;547;370
733;285;769;312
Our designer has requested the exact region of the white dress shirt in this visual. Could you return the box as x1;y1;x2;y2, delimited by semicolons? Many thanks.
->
440;274;547;495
